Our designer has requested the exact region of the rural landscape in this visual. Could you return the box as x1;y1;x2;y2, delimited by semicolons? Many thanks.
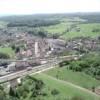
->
0;12;100;100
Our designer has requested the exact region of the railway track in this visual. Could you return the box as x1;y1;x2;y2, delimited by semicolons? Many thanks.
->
0;54;83;62
0;55;83;83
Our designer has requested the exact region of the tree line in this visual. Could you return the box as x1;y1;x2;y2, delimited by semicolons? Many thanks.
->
7;19;60;27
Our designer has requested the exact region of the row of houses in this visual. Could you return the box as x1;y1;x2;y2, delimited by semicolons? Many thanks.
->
66;37;100;52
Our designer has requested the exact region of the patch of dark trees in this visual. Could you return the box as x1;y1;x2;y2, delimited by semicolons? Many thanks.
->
77;13;100;23
28;30;47;38
80;16;100;23
7;19;60;27
62;12;100;23
92;29;100;32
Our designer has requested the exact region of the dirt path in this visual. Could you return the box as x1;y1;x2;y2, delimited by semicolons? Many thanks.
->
41;73;100;97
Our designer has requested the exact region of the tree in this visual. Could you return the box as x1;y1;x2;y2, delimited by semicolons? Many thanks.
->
0;85;3;90
38;31;47;38
35;80;44;90
11;45;16;50
15;47;20;53
92;86;95;92
9;87;16;97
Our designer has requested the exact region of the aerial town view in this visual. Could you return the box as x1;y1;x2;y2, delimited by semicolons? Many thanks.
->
0;0;100;100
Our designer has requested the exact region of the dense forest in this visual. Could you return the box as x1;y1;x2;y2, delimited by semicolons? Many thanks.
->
0;15;60;27
69;13;100;23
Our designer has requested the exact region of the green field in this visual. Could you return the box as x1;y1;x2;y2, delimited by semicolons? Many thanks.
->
41;19;100;40
45;66;100;89
0;47;15;58
42;22;72;34
33;73;100;100
61;23;100;39
42;17;84;34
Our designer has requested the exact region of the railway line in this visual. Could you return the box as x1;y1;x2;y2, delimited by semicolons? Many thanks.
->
0;55;83;83
0;54;82;62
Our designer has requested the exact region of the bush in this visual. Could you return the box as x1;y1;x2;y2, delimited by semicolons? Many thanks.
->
22;91;28;98
11;45;16;50
59;60;70;67
38;31;47;38
51;89;59;96
71;96;84;100
92;29;100;32
52;34;59;39
0;52;10;59
69;61;82;71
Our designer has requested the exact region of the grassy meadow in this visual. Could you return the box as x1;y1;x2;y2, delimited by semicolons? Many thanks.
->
0;47;15;58
45;66;100;89
32;73;100;100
